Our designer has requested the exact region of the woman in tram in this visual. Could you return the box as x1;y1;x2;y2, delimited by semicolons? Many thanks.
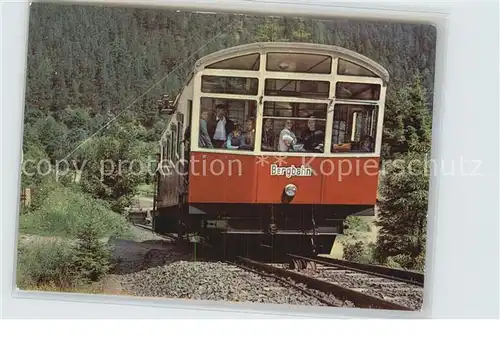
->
278;119;298;152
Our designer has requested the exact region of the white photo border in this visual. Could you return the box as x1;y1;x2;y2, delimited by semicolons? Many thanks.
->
1;0;499;319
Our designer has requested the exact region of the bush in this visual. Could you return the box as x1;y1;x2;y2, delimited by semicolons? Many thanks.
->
386;252;426;272
342;241;365;261
342;241;378;264
16;239;75;289
70;203;114;282
20;185;133;240
344;216;371;236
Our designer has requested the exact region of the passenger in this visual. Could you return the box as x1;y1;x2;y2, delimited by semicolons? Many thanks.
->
225;123;246;149
198;110;214;148
358;135;374;152
301;118;325;152
261;118;275;151
243;117;256;149
278;119;297;152
212;104;234;148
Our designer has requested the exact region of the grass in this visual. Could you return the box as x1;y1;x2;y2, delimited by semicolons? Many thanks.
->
19;184;134;240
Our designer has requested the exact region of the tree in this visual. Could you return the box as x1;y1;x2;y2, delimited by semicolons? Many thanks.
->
79;117;145;213
374;150;430;267
374;73;433;269
254;18;285;42
381;74;432;159
34;116;69;162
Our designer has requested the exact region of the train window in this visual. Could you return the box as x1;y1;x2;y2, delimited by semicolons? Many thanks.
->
264;79;329;99
262;101;327;153
170;124;178;161
201;76;258;95
177;113;183;159
206;53;260;71
161;138;168;161
331;104;378;153
198;97;257;151
337;59;378;77
266;53;332;74
335;82;380;101
166;134;172;161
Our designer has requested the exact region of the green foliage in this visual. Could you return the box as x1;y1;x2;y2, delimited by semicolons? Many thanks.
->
385;251;426;272
374;151;429;264
20;184;134;240
33;116;68;162
25;4;436;115
342;241;364;261
344;216;371;236
382;74;433;159
374;73;432;268
71;204;113;282
79;120;145;213
16;239;75;289
21;138;49;189
342;241;376;264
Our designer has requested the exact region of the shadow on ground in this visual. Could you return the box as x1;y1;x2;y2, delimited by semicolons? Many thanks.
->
107;237;193;275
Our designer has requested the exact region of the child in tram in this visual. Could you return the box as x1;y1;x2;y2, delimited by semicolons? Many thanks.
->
225;123;247;149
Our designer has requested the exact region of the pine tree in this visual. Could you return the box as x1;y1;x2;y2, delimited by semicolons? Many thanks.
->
382;74;432;159
375;74;433;269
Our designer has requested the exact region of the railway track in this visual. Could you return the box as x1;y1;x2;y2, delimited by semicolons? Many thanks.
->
288;254;424;287
130;226;422;310
232;255;423;311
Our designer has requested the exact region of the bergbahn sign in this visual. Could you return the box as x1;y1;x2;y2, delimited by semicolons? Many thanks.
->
270;164;314;178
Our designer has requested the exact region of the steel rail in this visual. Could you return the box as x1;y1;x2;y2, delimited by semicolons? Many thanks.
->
226;260;339;308
236;256;414;311
288;254;424;287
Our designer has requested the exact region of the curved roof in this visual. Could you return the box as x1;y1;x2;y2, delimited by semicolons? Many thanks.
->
194;42;389;83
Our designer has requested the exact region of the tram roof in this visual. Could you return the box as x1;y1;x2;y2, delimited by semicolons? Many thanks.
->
194;42;390;83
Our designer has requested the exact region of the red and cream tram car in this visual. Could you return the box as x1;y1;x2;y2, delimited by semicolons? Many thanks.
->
153;42;389;259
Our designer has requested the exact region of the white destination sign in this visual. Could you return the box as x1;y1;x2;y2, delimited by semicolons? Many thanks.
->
270;164;314;178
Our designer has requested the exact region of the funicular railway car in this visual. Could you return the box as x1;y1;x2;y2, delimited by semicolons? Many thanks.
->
153;42;389;261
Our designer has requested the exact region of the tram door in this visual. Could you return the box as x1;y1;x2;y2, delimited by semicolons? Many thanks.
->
183;100;193;196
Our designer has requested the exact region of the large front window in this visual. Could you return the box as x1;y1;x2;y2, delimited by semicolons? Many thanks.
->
262;102;327;153
193;50;385;155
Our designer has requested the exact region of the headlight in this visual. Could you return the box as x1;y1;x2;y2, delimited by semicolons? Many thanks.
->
284;184;297;197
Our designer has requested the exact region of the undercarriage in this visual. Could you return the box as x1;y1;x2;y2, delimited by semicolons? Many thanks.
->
153;202;373;261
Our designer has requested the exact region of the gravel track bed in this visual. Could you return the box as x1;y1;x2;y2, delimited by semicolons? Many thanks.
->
276;264;423;310
114;261;355;307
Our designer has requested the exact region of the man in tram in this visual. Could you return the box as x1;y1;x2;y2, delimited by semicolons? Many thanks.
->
301;117;325;152
198;110;214;148
261;118;276;151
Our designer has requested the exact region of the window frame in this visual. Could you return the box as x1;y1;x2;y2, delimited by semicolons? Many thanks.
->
201;75;259;96
266;52;333;74
190;50;387;157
